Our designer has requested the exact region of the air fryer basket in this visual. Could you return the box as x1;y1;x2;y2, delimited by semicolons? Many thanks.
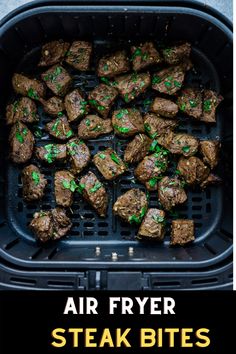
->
0;2;233;285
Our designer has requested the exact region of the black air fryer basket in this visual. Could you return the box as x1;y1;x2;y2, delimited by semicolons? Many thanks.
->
0;1;233;290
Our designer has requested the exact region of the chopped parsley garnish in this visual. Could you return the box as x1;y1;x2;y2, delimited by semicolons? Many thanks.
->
13;100;19;113
22;107;29;116
77;183;85;194
149;140;158;152
66;130;73;138
124;93;130;103
85;119;91;126
27;88;39;100
152;215;165;223
44;66;62;83
203;99;212;112
115;109;129;119
152;75;162;85
51;119;61;136
175;169;181;175
149;177;159;188
62;179;77;192
164;80;172;88
44;144;60;163
99;153;106;159
31;171;40;186
189;99;198;108
180;103;186;112
129;206;147;224
33;127;43;138
131;48;142;60
90;182;102;193
113;124;130;134
144;122;151;132
163;48;173;57
103;64;109;71
182;145;190;153
110;152;120;165
174;80;181;88
15;125;28;143
100;77;111;85
57;111;64;117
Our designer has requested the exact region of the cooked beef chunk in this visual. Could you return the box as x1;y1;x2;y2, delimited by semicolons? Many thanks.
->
177;88;202;119
6;97;38;125
135;151;168;191
170;219;194;246
12;73;46;99
30;208;72;242
41;65;72;96
202;90;223;123
38;40;70;67
152;65;185;95
143;113;178;138
199;140;221;169
88;84;118;118
162;42;191;65
177;156;210;185
78;115;113;140
54;170;75;207
150;97;178;118
97;50;130;78
200;173;222;189
66;138;90;175
124;134;152;164
22;164;47;202
46;115;73;140
131;42;162;71
9;122;34;164
64;89;89;122
115;72;151;103
39;96;64;116
79;171;108;217
93;148;126;181
158;176;187;210
138;209;165;241
35;143;67;164
158;131;199;156
112;108;144;137
113;189;148;224
65;41;92;71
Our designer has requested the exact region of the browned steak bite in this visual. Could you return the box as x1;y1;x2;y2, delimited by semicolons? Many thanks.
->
200;173;222;189
79;171;108;217
9;122;34;164
158;176;187;210
177;88;202;119
152;65;185;95
115;72;151;103
35;143;67;164
38;40;70;67
64;89;89;122
112;108;144;137
41;65;72;96
143;113;178;139
39;96;64;116
46;115;73;140
66;138;90;175
177;156;210;185
131;42;162;71
54;170;75;207
6;97;38;125
12;73;46;99
97;50;130;78
78;115;113;140
22;165;47;202
113;189;148;224
65;41;92;71
162;42;191;65
138;209;166;241
150;97;178;118
88;83;118;118
30;208;72;242
124;134;152;164
202;90;223;123
170;219;195;246
199;140;221;169
93;148;127;181
158;131;198;156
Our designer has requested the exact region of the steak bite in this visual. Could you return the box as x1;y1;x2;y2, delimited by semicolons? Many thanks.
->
199;140;221;169
177;88;202;119
152;65;185;95
177;156;210;185
112;108;144;137
97;50;130;78
200;173;222;189
143;113;178;138
22;164;47;202
35;143;67;164
78;115;113;140
93;148;127;181
115;72;151;103
46;115;73;140
170;219;195;246
158;176;187;210
6;97;38;125
150;97;178;118
88;83;118;118
54;170;75;207
12;73;46;99
66;138;90;175
64;89;89;122
79;171;108;217
38;40;70;67
113;189;148;224
41;65;72;96
39;96;64;116
65;41;92;71
162;42;191;65
30;208;72;242
158;131;199;156
131;42;162;71
138;209;166;241
202;90;223;123
9;122;34;164
124;134;152;164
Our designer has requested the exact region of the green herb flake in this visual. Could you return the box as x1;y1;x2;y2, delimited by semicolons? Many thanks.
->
66;130;73;138
57;111;64;117
101;77;110;85
131;48;142;61
44;144;60;164
129;206;147;224
174;80;181;88
163;48;173;57
180;103;186;112
103;64;109;71
203;99;212;112
99;153;106;159
113;124;130;134
34;127;43;138
90;182;102;193
149;140;158;152
13;101;19;113
149;177;158;188
189;99;198;108
62;180;70;189
182;145;190;153
115;109;129;119
110;152;120;165
85;119;91;127
164;81;172;88
27;88;39;100
144;122;151;133
77;183;85;194
152;215;165;223
124;93;130;103
143;98;152;109
152;75;162;85
175;169;181;175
